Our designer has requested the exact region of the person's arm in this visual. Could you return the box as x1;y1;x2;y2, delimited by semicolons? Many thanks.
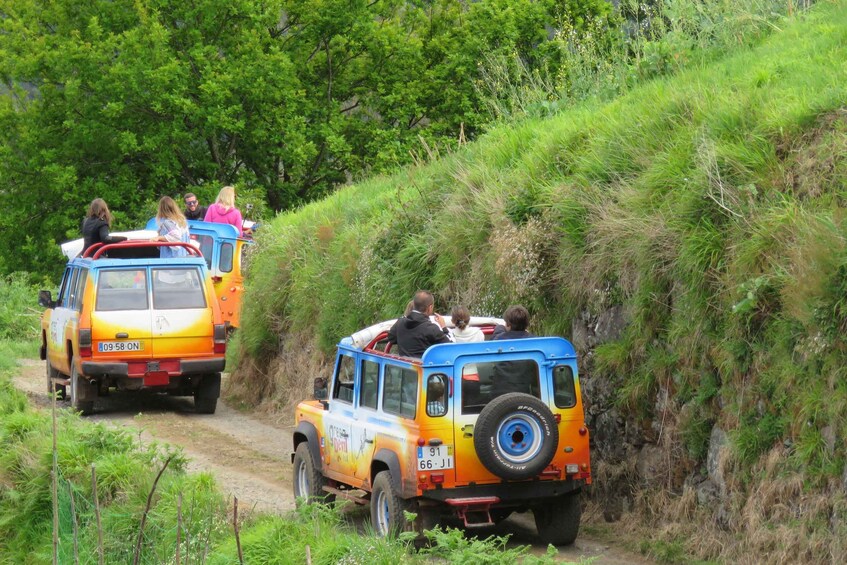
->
234;209;244;235
159;220;183;242
203;207;213;222
387;320;399;345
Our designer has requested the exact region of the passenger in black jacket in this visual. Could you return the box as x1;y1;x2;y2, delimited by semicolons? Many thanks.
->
387;290;453;357
81;198;125;255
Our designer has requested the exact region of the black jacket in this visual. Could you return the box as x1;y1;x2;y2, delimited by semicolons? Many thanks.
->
81;217;125;255
185;205;208;221
491;326;534;340
387;311;451;358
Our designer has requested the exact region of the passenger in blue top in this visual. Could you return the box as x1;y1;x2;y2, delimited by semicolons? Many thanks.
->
152;196;190;258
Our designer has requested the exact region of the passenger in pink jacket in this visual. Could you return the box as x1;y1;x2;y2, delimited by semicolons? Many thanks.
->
203;185;243;235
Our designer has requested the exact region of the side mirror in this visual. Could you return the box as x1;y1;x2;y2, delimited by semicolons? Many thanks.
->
313;377;328;400
38;290;55;309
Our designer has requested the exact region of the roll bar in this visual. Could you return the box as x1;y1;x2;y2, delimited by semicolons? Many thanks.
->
85;241;203;260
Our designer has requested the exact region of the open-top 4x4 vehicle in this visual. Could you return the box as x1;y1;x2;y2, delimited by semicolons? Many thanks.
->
39;241;227;415
292;318;591;545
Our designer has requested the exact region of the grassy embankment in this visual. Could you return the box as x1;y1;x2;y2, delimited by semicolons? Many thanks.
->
0;278;569;563
232;1;847;561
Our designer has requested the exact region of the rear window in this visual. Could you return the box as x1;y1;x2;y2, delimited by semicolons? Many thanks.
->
152;268;206;309
96;269;148;311
461;359;540;414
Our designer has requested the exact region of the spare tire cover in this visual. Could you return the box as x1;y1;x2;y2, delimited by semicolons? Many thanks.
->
473;392;559;481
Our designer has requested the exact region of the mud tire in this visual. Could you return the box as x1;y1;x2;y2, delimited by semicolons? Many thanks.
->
533;491;581;546
292;442;333;505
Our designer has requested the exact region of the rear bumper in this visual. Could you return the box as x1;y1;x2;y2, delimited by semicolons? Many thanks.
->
82;357;225;377
420;478;585;504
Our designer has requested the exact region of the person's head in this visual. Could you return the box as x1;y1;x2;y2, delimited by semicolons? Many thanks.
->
428;379;445;400
184;192;200;212
503;305;530;331
404;300;415;317
215;186;236;209
157;196;187;227
86;198;112;226
451;305;471;330
412;290;435;315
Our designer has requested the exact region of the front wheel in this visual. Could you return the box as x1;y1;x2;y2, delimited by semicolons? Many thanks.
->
70;358;94;415
370;470;411;538
292;443;333;506
534;491;581;546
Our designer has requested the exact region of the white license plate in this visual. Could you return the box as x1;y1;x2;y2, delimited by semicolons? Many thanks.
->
417;445;454;470
97;340;143;353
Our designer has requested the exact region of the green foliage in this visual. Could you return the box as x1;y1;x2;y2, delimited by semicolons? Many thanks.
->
0;273;48;341
0;0;598;278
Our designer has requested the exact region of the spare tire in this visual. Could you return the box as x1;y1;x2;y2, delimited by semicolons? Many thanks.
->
473;393;558;481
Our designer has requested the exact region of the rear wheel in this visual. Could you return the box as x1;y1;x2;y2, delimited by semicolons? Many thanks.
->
45;357;66;400
371;470;411;538
533;491;581;546
70;358;94;415
194;373;220;414
292;443;333;505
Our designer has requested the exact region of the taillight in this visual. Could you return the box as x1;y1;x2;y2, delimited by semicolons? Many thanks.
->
79;328;92;358
214;324;226;354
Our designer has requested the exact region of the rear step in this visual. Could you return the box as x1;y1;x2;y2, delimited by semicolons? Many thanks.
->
445;496;501;528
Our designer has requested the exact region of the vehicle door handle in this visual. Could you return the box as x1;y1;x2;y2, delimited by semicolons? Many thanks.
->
339;431;349;438
116;332;129;339
364;437;374;444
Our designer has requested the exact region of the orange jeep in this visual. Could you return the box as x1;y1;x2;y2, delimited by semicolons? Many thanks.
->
292;319;591;545
38;241;227;414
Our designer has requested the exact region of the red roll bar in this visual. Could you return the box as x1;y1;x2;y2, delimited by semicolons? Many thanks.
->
86;241;203;260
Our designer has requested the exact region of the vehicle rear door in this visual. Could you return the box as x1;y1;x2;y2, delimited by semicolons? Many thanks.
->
90;267;154;361
149;265;213;359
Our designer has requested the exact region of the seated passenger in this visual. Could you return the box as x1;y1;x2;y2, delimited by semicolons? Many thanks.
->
81;198;127;255
426;379;446;415
152;196;190;258
492;305;534;340
387;290;452;357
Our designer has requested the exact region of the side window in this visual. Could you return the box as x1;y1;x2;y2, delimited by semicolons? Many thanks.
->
553;365;577;408
383;364;417;419
426;374;447;417
56;267;73;307
70;269;88;312
65;268;80;310
359;359;380;410
219;242;234;273
332;354;355;403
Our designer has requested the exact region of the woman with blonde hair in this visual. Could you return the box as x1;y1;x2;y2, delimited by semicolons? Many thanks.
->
81;198;126;254
153;196;190;258
203;185;243;235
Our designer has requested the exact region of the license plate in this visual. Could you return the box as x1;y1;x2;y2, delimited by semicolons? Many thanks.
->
417;445;454;470
97;340;143;353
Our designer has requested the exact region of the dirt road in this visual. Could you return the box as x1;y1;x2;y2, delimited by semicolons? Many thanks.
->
13;358;652;564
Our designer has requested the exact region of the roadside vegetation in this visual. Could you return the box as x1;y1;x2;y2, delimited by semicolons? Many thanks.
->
233;1;847;562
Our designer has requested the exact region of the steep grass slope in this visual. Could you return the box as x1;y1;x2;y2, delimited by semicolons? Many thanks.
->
234;2;847;560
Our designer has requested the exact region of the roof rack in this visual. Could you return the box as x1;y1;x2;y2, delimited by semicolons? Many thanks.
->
84;241;203;260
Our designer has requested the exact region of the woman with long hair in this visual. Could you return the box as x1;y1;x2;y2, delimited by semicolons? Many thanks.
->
81;198;125;254
203;185;243;235
450;305;484;343
153;196;190;258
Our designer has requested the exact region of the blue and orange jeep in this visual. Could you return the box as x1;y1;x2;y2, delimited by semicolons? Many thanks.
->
292;318;591;545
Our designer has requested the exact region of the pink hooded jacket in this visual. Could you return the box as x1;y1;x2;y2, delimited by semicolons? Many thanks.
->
203;203;243;235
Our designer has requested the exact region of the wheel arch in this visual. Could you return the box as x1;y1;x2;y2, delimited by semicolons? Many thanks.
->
371;449;402;494
293;421;322;470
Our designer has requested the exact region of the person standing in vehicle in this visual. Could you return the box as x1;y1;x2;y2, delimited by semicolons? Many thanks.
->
204;186;243;235
492;305;534;340
81;198;126;255
491;305;536;397
183;192;207;221
387;290;453;357
152;196;190;258
450;305;484;343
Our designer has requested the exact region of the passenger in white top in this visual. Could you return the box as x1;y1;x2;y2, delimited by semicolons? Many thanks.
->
450;305;484;343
